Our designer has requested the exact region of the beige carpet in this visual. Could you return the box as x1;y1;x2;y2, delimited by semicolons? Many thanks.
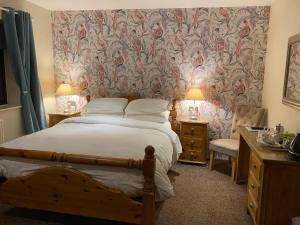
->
0;162;252;225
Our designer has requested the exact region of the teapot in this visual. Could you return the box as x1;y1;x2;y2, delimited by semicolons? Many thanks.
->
289;131;300;161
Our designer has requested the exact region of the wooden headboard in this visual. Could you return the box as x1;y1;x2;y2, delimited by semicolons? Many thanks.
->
86;95;177;131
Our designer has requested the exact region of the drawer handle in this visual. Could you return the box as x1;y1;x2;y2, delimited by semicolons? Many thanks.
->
190;152;195;160
191;140;195;147
249;202;254;208
251;184;255;189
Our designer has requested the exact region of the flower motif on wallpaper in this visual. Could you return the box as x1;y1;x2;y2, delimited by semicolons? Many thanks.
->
52;6;270;139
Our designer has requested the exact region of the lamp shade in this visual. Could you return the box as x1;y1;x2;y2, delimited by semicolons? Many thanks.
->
185;88;205;100
55;83;77;96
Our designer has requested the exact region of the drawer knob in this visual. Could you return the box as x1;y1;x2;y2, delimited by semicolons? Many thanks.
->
249;202;253;208
251;184;255;189
191;140;195;147
190;152;195;160
253;164;257;169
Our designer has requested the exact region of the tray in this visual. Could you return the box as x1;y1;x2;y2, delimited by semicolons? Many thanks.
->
256;137;288;151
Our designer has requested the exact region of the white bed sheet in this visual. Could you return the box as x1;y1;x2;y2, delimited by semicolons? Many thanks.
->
0;115;182;202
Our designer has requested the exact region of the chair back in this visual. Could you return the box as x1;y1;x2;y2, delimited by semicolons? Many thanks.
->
230;106;266;140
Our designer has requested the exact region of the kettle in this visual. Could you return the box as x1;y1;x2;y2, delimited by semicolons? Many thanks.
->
289;131;300;161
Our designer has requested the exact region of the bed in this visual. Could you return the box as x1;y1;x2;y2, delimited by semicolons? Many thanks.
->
0;96;181;225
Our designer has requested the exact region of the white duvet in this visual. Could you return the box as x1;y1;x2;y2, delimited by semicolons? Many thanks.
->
0;115;182;202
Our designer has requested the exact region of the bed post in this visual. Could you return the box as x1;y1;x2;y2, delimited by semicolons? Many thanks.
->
142;146;156;225
86;95;91;103
170;99;177;131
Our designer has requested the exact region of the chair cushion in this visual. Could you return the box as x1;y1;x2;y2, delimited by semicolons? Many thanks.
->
209;139;239;157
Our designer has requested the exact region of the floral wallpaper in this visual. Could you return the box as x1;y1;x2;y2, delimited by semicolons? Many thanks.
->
51;6;270;139
286;40;300;102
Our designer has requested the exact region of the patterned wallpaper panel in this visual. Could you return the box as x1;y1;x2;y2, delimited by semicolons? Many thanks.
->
51;7;270;139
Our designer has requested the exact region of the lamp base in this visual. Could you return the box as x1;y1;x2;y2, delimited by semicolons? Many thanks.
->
191;116;198;120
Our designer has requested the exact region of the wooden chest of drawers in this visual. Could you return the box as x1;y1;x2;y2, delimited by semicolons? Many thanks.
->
236;127;300;225
247;151;263;224
178;120;208;164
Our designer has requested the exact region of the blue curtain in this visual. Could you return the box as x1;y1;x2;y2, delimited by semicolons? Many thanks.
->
2;8;47;134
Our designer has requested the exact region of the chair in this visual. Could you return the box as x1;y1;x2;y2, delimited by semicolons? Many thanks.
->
208;106;266;181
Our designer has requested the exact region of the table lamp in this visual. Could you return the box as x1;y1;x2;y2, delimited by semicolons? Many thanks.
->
55;82;77;113
185;88;205;120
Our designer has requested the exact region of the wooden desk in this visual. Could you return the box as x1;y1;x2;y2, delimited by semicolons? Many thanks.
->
236;127;300;225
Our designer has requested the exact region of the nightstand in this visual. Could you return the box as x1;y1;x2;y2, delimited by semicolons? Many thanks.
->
48;112;81;127
178;119;208;164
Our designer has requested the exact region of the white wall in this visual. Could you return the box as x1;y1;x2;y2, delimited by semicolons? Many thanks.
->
0;0;55;141
262;0;300;133
26;0;273;10
0;107;24;143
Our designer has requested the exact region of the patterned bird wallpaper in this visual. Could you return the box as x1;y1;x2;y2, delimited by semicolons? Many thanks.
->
51;6;270;139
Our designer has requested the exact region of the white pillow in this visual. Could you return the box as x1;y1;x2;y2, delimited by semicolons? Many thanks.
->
81;112;124;116
125;98;170;123
126;111;170;123
82;98;128;114
125;98;169;115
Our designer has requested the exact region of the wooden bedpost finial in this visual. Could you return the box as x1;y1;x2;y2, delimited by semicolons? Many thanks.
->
142;145;155;225
170;99;177;131
86;95;91;103
145;146;155;159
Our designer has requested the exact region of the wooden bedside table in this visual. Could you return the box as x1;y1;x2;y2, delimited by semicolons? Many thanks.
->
48;112;81;127
178;119;208;164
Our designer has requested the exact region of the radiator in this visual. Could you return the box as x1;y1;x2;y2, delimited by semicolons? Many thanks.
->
0;119;4;144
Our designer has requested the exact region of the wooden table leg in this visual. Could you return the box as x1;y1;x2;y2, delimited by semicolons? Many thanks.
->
209;151;215;171
235;135;250;183
231;158;237;182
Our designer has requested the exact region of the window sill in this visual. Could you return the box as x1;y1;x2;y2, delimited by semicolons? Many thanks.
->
0;104;22;112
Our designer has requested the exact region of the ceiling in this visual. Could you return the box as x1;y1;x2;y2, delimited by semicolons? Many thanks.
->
26;0;274;10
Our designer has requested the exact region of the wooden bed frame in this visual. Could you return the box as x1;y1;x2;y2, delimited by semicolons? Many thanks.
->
0;96;178;225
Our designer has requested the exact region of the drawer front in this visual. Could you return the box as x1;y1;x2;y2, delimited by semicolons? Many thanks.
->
181;123;206;137
249;152;262;181
248;194;258;224
181;137;205;150
248;172;260;204
49;116;66;127
180;149;205;162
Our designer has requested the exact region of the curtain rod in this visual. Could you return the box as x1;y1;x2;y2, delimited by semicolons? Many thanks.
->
0;7;19;15
0;7;35;21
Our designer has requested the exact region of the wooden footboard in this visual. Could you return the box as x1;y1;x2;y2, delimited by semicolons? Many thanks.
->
0;146;156;225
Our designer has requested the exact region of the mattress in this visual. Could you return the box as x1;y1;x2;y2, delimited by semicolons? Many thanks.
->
0;115;182;202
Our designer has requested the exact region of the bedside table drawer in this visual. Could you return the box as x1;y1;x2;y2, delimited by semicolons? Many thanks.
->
49;112;81;127
181;137;205;150
49;116;68;127
248;172;260;204
249;152;262;181
248;194;258;223
181;123;205;137
178;120;208;164
180;150;205;162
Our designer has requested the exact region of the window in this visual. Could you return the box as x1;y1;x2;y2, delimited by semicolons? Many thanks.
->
0;49;7;105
